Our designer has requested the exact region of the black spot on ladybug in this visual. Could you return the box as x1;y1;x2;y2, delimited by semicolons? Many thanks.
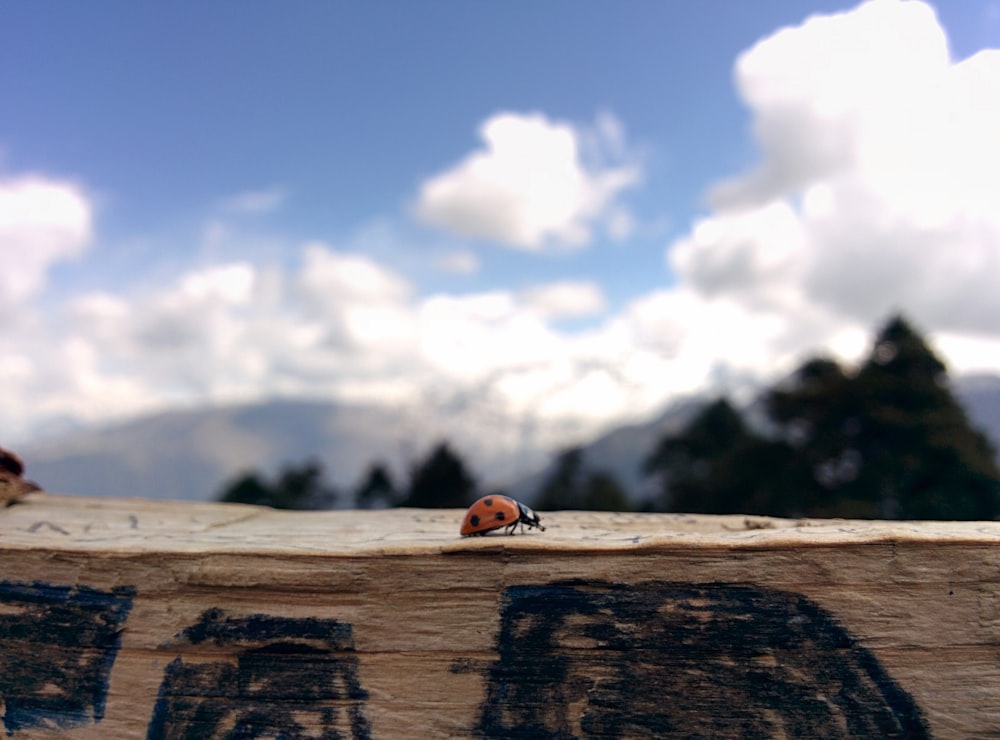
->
476;581;929;738
494;512;506;521
469;515;480;527
483;498;494;507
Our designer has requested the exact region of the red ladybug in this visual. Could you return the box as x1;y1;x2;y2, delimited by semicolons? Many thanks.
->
460;495;545;536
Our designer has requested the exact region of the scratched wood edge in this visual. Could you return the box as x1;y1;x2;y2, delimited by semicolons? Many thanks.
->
3;492;1000;556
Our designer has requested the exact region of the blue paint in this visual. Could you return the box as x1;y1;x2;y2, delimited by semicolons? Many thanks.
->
476;581;930;738
173;606;355;648
0;581;135;735
148;609;371;739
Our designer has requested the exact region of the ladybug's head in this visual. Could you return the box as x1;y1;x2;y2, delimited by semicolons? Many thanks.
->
516;501;546;531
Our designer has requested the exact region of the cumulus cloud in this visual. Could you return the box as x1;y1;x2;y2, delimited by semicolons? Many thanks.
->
433;250;479;275
709;0;950;208
521;281;607;320
0;175;94;428
672;0;1000;369
6;0;1000;454
65;263;259;403
298;242;410;308
0;175;93;307
418;291;557;378
414;111;640;250
7;242;646;441
28;248;394;430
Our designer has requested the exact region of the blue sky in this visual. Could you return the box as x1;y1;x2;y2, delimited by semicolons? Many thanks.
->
5;2;797;295
2;0;1000;445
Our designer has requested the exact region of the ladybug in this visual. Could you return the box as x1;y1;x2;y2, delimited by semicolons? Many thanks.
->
460;495;545;536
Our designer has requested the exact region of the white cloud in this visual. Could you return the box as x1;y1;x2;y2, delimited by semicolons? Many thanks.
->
521;281;607;320
669;201;806;307
670;0;1000;372
299;242;410;306
417;291;558;378
179;263;255;304
710;0;950;208
14;245;423;431
433;250;479;275
23;255;641;440
414;111;640;250
70;266;260;398
0;175;93;307
7;0;1000;454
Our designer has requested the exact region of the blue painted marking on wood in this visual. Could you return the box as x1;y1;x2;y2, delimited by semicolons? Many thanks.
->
0;581;135;735
148;608;371;739
474;581;930;738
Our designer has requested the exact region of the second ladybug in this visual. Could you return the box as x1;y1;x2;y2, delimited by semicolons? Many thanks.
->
460;495;545;536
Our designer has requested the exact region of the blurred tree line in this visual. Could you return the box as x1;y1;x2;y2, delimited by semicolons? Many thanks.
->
217;441;476;510
217;314;1000;520
643;315;1000;519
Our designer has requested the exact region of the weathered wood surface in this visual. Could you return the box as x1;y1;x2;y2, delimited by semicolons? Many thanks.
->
2;492;999;738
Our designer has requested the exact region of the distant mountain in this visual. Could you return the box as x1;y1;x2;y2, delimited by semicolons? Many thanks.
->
17;374;1000;506
507;397;706;506
19;396;567;503
22;400;388;501
955;374;1000;452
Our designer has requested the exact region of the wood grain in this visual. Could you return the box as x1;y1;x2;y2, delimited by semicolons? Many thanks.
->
1;492;998;738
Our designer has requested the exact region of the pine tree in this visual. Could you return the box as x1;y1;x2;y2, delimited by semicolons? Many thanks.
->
354;462;398;508
582;471;631;511
535;447;630;511
643;314;1000;520
535;448;585;510
398;442;477;508
765;357;871;516
218;472;271;507
643;398;765;514
849;315;1000;519
766;315;1000;519
217;459;338;510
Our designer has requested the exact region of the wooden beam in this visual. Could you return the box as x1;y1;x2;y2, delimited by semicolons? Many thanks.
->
1;492;998;737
